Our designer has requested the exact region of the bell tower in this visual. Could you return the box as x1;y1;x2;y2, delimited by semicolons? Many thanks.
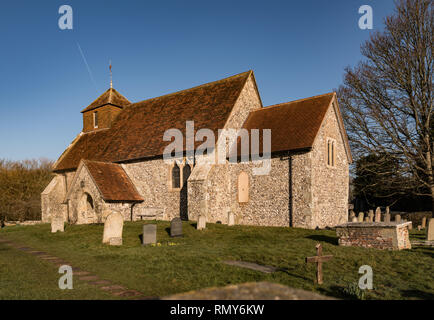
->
81;62;130;132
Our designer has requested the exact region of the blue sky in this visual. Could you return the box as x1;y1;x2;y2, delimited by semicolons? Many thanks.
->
0;0;396;161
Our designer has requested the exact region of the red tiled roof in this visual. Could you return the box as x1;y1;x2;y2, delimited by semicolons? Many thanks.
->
83;160;143;202
81;88;131;113
54;71;253;171
234;93;335;156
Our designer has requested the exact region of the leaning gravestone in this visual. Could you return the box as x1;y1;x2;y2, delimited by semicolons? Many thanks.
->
421;217;427;229
170;217;183;237
395;214;401;223
142;224;157;245
375;207;381;222
197;215;206;230
427;218;434;241
357;212;364;222
103;212;124;244
228;211;235;226
51;215;64;233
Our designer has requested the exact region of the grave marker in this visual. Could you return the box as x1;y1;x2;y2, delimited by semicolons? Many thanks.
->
421;217;427;229
142;224;157;245
427;218;434;241
197;215;206;230
375;207;381;222
305;243;333;285
170;217;183;237
103;212;123;244
51;215;64;233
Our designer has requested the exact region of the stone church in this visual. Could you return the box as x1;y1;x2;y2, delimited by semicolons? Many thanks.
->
41;70;352;229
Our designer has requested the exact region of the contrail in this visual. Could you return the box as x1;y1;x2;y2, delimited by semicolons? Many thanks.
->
76;42;99;92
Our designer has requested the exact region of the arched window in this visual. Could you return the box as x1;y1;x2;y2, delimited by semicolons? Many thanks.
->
86;193;94;211
238;172;249;203
93;111;98;128
172;163;181;189
327;139;336;167
183;164;191;185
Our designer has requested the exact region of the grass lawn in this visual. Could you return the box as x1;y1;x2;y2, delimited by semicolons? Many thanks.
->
0;221;433;300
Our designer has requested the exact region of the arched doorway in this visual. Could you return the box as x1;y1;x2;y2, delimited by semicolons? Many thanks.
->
77;192;97;224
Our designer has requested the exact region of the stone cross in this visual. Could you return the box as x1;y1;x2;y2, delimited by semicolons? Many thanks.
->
357;212;364;222
395;214;401;223
368;210;374;222
305;243;333;285
421;217;427;229
427;218;434;241
375;207;381;222
103;212;124;244
170;217;183;237
142;224;157;245
197;215;206;230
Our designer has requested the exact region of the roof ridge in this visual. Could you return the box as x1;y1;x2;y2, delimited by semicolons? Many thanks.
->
128;70;252;108
256;92;335;113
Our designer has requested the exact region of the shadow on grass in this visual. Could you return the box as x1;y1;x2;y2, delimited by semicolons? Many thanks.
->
305;235;339;245
277;268;311;281
401;289;434;300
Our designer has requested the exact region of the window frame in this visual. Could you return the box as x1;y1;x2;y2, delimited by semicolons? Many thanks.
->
93;111;99;128
326;138;337;168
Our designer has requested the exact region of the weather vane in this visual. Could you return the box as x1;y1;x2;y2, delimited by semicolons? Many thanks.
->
109;59;113;89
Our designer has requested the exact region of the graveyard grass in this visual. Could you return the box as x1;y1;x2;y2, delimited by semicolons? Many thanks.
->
0;221;433;300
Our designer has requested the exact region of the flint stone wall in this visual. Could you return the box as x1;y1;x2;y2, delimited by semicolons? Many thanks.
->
336;222;412;250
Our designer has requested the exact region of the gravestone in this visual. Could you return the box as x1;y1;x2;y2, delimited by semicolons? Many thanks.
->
109;237;122;246
427;218;434;241
51;215;64;233
375;207;381;222
386;206;390;215
352;217;358;222
357;212;364;222
408;223;413;230
368;210;374;222
197;215;206;230
200;200;208;217
142;224;157;245
421;217;427;229
395;214;401;223
349;210;356;221
170;217;183;237
228;211;235;226
103;212;124;244
418;225;422;231
364;217;370;222
385;212;391;223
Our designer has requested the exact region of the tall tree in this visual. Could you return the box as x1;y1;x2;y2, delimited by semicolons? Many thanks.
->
338;0;433;209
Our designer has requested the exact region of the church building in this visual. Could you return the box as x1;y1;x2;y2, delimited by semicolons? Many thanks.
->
41;70;352;229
